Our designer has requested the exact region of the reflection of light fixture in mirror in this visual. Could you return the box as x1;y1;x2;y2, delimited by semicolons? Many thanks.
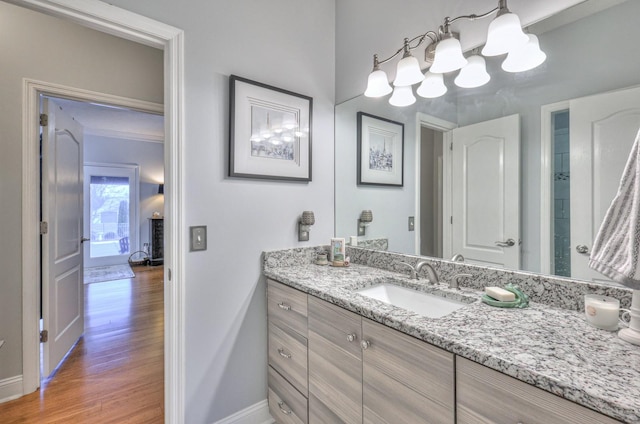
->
502;33;546;73
389;85;416;107
298;211;315;241
358;210;373;236
416;71;447;98
365;0;539;105
158;184;164;195
455;54;490;88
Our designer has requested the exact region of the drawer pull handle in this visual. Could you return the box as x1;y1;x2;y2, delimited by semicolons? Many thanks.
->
346;333;357;342
277;302;291;311
278;348;291;359
361;340;371;350
277;401;292;415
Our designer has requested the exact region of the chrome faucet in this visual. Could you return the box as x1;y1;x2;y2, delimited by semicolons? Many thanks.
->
451;253;465;262
449;273;472;289
416;261;439;285
398;261;419;279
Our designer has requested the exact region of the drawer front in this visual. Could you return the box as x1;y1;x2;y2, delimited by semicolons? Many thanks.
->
269;322;308;397
456;357;620;424
268;279;308;337
269;366;308;424
362;318;455;424
308;295;362;358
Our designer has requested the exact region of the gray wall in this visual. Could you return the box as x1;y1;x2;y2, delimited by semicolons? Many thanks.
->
0;0;163;383
94;0;336;422
84;135;165;249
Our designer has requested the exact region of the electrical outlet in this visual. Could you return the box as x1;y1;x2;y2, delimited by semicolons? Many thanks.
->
190;226;207;251
408;216;415;231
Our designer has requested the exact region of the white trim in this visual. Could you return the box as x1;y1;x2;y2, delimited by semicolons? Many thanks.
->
415;113;457;256
213;400;274;424
85;127;165;143
18;1;185;423
0;375;24;404
540;100;570;275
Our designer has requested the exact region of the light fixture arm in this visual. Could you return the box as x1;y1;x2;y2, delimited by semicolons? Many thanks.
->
373;31;438;68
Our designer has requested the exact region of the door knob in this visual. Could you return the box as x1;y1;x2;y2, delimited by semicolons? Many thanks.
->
81;237;90;243
495;238;516;247
576;245;590;255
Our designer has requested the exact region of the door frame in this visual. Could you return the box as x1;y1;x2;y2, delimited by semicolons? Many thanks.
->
83;162;141;267
540;100;570;275
414;113;456;257
19;1;185;422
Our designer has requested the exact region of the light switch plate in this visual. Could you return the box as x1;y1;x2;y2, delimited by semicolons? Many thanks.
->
408;216;415;231
190;225;207;251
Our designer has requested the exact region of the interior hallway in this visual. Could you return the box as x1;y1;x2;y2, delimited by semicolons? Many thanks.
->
0;266;164;423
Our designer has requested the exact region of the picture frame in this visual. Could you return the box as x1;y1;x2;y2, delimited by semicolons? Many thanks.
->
330;237;346;262
229;75;313;181
357;112;404;187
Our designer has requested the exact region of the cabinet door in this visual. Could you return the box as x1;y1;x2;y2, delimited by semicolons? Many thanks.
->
456;357;620;424
308;296;362;424
362;319;455;424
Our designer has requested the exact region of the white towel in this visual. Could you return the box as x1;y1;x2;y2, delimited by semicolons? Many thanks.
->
589;128;640;289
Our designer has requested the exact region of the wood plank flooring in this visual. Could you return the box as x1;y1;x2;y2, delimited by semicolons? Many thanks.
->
0;265;164;423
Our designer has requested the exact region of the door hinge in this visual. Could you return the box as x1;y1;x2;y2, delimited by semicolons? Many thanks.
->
450;142;453;151
40;221;48;235
40;113;48;127
450;216;453;225
40;330;48;343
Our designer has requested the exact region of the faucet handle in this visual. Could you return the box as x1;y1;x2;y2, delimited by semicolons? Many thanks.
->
450;273;472;289
398;261;417;279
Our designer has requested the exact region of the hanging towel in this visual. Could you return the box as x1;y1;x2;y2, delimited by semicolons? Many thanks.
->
589;128;640;289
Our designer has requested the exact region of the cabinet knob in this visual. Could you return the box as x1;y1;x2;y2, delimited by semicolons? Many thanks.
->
346;333;357;342
277;302;291;311
277;401;292;415
576;244;590;255
277;348;291;359
361;340;371;350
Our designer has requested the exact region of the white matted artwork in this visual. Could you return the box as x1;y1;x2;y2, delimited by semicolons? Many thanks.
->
229;75;312;181
357;112;404;186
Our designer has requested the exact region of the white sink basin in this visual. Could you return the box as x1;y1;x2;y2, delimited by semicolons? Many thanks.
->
356;284;469;318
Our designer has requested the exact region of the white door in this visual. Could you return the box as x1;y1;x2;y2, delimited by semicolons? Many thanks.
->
451;114;520;269
41;98;85;377
570;86;640;282
83;164;139;268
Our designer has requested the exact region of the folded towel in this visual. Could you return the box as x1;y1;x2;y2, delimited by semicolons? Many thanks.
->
589;128;640;289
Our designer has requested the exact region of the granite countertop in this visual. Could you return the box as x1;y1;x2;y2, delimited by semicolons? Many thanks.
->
264;262;640;423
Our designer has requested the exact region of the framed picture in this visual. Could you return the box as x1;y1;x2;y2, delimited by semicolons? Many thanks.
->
330;237;345;261
229;75;312;181
357;112;404;187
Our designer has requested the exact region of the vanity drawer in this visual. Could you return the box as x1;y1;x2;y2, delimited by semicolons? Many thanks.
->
269;321;308;396
456;357;620;424
269;366;308;424
268;279;308;337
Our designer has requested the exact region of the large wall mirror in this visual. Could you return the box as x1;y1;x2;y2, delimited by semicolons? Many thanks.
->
335;0;640;284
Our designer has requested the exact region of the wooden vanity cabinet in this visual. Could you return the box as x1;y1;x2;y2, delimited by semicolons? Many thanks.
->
456;357;620;424
267;280;309;424
308;296;455;424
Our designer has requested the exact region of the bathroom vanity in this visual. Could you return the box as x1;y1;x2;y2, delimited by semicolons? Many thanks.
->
264;246;639;423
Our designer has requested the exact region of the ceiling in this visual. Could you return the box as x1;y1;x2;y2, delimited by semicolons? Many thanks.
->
48;97;165;143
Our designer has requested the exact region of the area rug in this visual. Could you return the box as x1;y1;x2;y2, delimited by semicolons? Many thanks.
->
84;264;135;284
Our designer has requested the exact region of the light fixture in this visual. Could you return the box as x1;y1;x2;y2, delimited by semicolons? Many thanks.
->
358;210;373;236
298;211;315;241
393;39;425;87
158;184;164;195
455;54;490;88
501;33;546;73
388;85;416;107
365;0;543;104
417;71;447;98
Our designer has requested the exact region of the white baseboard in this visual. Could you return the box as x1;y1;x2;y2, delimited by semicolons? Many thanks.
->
0;375;24;403
213;399;274;424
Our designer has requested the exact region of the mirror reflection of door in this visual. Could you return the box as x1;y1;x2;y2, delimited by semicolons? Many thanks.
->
83;164;139;267
420;127;444;258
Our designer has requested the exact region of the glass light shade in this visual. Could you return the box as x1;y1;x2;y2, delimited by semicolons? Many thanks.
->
393;54;425;87
388;85;416;107
481;12;529;56
454;55;490;88
502;34;547;73
416;71;447;99
430;36;468;74
364;69;393;97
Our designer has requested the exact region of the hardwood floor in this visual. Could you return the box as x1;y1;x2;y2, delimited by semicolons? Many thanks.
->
0;265;164;423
